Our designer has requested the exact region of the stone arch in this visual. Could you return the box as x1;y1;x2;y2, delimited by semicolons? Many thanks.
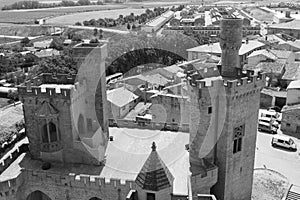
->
77;113;86;135
26;190;52;200
89;198;102;200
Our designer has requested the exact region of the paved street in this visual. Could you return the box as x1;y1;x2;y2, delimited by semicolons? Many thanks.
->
255;130;300;186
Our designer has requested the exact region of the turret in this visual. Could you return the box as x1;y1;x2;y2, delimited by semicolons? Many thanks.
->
219;18;243;78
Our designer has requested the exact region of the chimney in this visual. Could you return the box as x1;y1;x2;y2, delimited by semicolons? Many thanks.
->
219;18;243;78
286;11;291;18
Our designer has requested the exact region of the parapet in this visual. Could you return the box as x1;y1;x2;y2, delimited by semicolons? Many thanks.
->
23;169;136;190
186;67;266;92
18;73;77;99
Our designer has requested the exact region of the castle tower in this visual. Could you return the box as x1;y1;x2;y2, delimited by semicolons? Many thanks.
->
187;18;265;200
219;18;243;78
18;43;108;165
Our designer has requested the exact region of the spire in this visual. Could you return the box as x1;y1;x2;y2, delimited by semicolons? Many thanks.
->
135;142;174;191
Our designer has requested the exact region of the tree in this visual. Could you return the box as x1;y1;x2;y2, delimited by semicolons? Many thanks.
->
49;38;64;50
77;0;91;5
93;28;98;37
75;22;82;26
20;37;30;47
127;23;131;30
132;24;136;30
7;90;18;107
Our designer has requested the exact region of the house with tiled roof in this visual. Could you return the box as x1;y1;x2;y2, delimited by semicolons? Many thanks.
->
187;40;265;66
281;62;300;88
107;87;140;119
281;80;300;138
267;19;300;39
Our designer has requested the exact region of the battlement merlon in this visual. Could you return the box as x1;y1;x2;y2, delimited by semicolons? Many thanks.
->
22;169;135;189
187;71;266;92
17;73;80;99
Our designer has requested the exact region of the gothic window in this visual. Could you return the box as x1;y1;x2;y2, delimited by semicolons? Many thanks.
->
42;121;59;143
233;125;244;154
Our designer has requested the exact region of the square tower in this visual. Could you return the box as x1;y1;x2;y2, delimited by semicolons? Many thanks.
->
18;43;109;165
187;18;266;200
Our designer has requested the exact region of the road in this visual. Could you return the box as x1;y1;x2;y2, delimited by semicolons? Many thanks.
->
255;130;300;186
68;25;130;34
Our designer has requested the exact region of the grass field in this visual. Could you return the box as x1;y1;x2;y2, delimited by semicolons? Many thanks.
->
0;4;127;24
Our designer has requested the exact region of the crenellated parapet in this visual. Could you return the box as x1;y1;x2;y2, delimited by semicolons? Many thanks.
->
22;169;136;190
18;73;76;100
186;68;266;95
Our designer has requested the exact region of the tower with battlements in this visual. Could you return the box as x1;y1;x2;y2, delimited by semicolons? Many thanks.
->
18;43;108;165
187;18;265;200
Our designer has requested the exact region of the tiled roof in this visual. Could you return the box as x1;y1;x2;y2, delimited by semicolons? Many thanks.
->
248;50;277;60
268;19;300;30
135;142;174;191
107;87;139;108
187;40;265;56
34;49;60;58
282;62;300;80
287;80;300;89
245;62;285;74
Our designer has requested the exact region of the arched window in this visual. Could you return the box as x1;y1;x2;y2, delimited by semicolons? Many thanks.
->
41;121;59;143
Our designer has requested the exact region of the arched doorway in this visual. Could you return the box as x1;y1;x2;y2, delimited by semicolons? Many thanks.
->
89;198;101;200
26;190;52;200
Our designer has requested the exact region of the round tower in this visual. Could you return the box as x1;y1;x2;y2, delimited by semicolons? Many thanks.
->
219;18;243;78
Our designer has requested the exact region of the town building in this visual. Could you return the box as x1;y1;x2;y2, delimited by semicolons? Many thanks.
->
141;11;174;33
107;87;139;119
267;19;300;39
281;80;300;138
0;18;265;200
187;39;265;66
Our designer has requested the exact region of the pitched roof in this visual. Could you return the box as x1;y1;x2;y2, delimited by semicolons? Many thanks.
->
282;62;300;80
187;40;265;56
135;142;174;191
268;19;300;30
34;49;60;58
107;87;139;107
248;49;277;60
287;80;300;89
36;101;58;118
245;62;285;74
282;104;300;112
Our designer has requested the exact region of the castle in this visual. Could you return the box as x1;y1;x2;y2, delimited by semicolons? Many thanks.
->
0;18;265;200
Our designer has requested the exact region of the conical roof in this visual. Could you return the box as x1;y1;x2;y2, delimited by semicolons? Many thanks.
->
36;101;58;118
135;142;174;191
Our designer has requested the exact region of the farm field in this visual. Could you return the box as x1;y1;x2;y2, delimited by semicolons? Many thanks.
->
0;4;126;23
47;8;147;25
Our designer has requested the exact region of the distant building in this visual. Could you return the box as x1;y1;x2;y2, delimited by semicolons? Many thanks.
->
34;49;60;58
141;10;174;33
107;87;139;119
267;19;300;39
281;80;300;137
33;39;53;49
187;40;265;66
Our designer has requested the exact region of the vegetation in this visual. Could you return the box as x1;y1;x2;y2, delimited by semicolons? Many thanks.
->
106;32;198;76
2;0;104;10
81;7;168;28
7;90;18;106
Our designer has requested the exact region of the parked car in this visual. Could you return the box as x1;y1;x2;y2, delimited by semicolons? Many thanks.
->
259;117;279;128
258;121;277;134
260;109;281;124
271;135;297;151
267;106;281;113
